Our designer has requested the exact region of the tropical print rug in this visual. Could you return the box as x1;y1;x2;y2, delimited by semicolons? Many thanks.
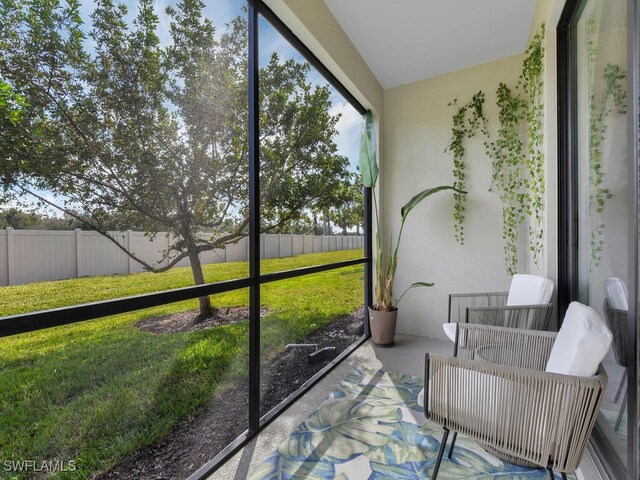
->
250;367;575;479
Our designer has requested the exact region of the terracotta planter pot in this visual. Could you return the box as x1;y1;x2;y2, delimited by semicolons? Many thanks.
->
368;307;398;347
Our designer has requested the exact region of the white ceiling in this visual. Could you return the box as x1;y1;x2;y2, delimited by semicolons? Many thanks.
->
323;0;538;89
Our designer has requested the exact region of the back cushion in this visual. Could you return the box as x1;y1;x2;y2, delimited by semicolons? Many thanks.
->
604;277;628;311
507;274;554;306
546;302;612;376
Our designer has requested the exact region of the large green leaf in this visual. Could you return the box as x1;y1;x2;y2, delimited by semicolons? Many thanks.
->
359;110;378;188
400;185;466;220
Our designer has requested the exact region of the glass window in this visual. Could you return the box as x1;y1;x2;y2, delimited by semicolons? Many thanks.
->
260;265;365;418
0;291;249;478
575;0;630;468
257;14;364;274
0;0;249;317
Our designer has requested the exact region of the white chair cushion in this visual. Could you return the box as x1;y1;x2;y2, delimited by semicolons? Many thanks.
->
442;323;457;342
507;274;554;306
546;302;612;377
604;277;628;311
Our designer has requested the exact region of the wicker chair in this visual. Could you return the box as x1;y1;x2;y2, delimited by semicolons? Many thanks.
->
424;323;608;479
603;298;629;430
444;275;554;342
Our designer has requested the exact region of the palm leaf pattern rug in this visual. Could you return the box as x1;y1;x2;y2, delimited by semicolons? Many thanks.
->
251;367;575;479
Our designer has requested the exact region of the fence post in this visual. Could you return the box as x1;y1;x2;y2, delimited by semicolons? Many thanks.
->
6;227;14;286
126;230;133;274
302;234;305;254
75;229;83;278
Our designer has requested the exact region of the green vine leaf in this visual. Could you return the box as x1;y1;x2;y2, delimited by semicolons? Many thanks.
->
445;91;488;244
484;25;545;275
587;19;627;268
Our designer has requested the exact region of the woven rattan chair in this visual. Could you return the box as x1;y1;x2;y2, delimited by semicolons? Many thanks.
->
603;298;629;430
444;275;554;342
424;323;608;479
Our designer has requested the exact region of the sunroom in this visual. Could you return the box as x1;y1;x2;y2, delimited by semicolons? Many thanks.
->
0;0;637;479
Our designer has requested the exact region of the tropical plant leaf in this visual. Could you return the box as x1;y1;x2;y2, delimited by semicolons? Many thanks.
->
395;282;434;306
400;185;466;220
359;110;378;188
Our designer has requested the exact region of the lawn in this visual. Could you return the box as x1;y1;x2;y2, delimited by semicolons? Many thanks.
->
0;250;365;479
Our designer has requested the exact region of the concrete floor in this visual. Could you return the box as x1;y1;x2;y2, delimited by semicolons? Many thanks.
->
209;334;599;480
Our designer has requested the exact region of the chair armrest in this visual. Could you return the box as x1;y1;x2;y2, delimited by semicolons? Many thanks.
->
455;323;556;370
425;354;607;471
448;292;508;323
465;303;553;330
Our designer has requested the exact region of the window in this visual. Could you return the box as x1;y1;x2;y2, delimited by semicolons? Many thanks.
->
558;0;638;478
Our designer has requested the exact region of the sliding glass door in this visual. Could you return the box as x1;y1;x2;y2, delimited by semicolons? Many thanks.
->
559;0;638;478
577;0;630;470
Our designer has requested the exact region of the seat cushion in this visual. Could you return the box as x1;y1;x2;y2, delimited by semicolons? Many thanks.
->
442;323;457;342
604;277;628;311
545;302;612;377
507;274;554;306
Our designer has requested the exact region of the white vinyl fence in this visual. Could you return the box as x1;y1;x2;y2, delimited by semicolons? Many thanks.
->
0;228;364;286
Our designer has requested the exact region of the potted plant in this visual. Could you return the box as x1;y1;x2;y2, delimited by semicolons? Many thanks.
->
359;110;466;346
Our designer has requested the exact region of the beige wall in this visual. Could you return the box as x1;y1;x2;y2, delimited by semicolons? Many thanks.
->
382;55;525;339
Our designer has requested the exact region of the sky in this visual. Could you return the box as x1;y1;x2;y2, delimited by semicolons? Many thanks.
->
8;0;362;215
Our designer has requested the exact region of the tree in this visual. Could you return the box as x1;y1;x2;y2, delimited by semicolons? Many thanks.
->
331;173;364;235
0;208;84;229
0;0;352;317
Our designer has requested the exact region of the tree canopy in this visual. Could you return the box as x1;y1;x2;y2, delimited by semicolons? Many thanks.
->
0;0;361;315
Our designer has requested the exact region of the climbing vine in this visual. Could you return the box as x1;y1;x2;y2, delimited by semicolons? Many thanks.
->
587;27;627;266
445;91;488;244
521;27;545;264
483;26;545;275
485;83;527;275
445;26;548;274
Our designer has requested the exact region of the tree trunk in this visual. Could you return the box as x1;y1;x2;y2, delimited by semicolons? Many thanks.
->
187;247;213;318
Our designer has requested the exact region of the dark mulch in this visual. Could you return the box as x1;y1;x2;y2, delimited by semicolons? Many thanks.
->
135;307;268;334
96;307;364;480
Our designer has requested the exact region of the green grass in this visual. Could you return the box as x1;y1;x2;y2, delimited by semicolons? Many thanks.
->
0;250;364;479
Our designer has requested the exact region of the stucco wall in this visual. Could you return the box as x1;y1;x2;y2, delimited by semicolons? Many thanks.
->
381;55;526;339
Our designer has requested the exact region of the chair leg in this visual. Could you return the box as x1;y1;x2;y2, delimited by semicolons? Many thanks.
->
547;468;568;480
616;390;628;432
447;431;457;459
614;371;626;403
431;427;449;480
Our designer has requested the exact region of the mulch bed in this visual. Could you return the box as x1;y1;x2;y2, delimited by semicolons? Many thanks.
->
96;307;364;480
135;307;269;334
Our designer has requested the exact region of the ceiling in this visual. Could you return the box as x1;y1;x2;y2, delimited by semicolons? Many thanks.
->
323;0;538;89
